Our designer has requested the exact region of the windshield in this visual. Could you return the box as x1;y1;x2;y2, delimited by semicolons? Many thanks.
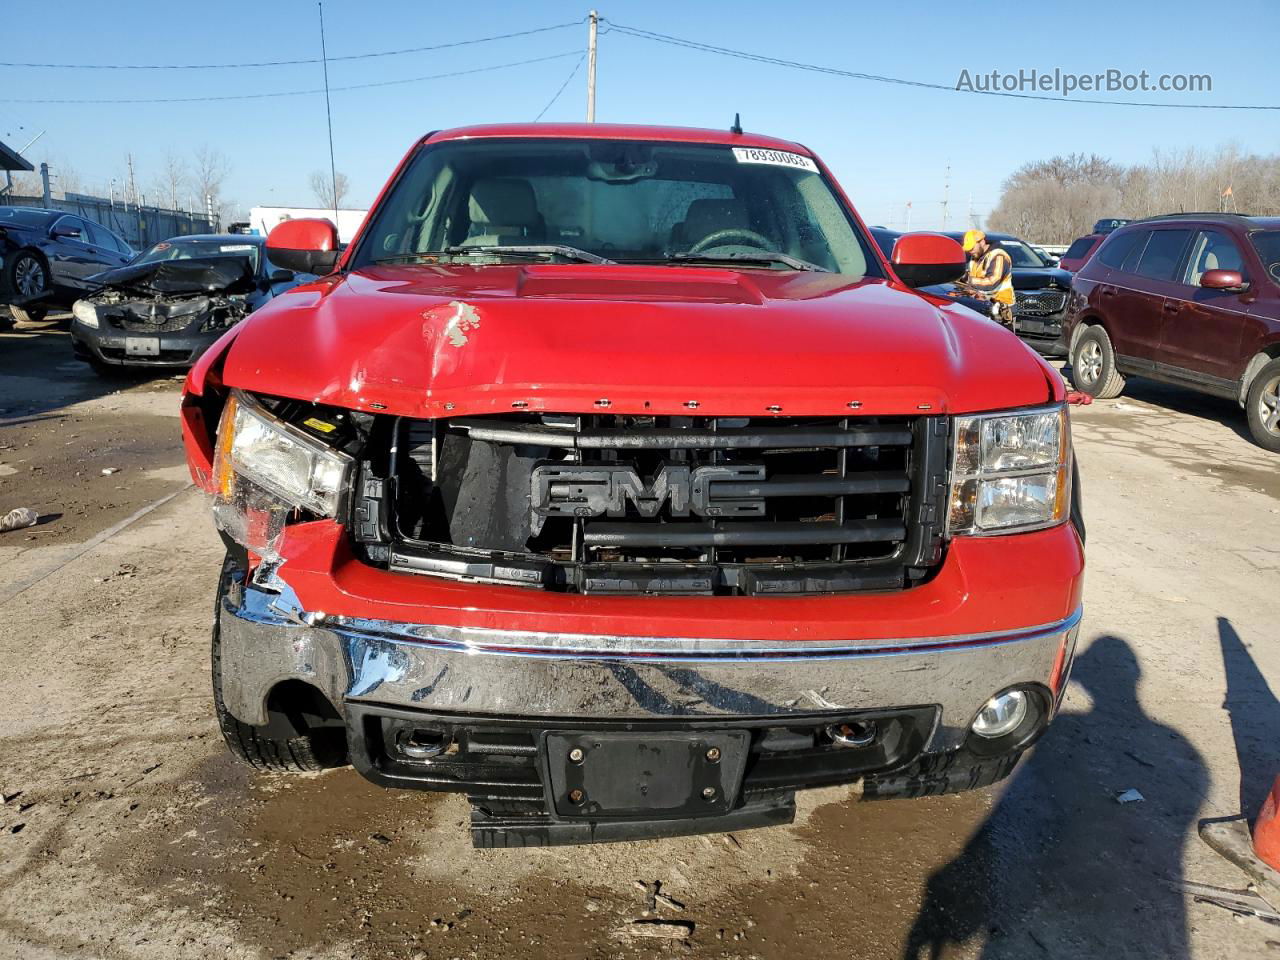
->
352;138;876;276
997;239;1047;268
1249;231;1280;286
136;238;260;272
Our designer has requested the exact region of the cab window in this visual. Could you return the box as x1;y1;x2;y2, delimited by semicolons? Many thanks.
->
1097;231;1140;269
1182;230;1245;285
1133;229;1191;281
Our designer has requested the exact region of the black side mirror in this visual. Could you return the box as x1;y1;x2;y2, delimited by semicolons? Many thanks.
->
268;268;296;284
51;225;82;239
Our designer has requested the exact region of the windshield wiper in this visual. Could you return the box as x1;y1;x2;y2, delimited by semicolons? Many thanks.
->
660;251;829;273
447;244;615;264
374;245;615;266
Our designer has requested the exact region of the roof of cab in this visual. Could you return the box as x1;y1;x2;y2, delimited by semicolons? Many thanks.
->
424;122;815;156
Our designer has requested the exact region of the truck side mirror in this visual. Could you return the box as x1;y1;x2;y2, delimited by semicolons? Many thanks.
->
890;233;967;288
266;219;339;275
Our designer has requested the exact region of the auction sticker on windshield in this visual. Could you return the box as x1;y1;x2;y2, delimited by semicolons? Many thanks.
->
731;147;819;172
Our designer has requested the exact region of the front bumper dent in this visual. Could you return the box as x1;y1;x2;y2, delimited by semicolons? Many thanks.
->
219;577;1081;755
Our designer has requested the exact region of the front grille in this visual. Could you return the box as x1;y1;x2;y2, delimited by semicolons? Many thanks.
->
356;413;949;596
106;311;194;334
1014;290;1068;317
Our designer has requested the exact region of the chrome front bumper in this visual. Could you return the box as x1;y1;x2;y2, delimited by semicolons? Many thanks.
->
218;579;1081;754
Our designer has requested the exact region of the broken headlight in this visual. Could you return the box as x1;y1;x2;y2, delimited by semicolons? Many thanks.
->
72;300;99;328
211;390;352;559
948;405;1070;535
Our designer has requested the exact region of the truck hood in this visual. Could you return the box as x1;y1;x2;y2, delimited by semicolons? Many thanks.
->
217;264;1058;418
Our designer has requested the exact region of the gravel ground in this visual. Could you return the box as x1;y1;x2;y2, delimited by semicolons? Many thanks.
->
1;319;1278;960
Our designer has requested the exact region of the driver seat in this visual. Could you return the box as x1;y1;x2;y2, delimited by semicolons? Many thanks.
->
461;178;545;247
679;198;750;250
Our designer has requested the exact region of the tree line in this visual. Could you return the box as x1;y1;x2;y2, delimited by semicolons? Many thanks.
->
987;144;1280;243
6;146;353;227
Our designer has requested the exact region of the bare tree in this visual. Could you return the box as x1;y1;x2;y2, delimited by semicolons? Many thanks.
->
154;152;189;211
989;144;1280;242
309;170;350;210
192;144;231;219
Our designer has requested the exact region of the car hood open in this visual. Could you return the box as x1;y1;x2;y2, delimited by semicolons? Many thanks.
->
214;263;1060;418
90;257;256;297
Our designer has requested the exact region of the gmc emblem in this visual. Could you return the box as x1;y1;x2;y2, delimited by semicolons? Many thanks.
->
530;463;766;534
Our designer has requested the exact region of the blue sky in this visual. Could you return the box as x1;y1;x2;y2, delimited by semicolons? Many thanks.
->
3;0;1275;231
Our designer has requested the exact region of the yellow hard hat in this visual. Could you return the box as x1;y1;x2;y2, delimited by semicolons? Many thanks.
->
962;229;986;252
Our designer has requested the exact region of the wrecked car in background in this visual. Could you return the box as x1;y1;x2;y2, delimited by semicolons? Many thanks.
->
181;123;1084;848
70;234;307;373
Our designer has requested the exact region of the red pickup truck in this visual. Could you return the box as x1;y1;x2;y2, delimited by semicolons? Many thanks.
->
181;124;1084;846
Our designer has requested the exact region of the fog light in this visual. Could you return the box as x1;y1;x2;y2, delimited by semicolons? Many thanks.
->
972;690;1029;739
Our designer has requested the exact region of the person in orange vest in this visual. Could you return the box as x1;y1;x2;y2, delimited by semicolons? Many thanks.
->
959;229;1015;326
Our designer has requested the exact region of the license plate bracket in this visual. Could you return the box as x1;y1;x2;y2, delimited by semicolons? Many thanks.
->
124;336;161;357
543;731;750;820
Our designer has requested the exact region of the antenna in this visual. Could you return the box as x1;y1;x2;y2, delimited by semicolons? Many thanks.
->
730;112;743;135
318;0;340;226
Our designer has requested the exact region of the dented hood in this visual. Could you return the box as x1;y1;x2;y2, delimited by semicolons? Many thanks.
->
90;257;256;297
216;264;1059;418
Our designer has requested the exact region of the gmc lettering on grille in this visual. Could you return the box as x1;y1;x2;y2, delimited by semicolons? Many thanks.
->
529;463;766;534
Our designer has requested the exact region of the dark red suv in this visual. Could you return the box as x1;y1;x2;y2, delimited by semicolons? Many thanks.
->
1065;214;1280;450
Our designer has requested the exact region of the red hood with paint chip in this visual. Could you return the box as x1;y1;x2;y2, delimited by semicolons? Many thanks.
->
209;263;1059;418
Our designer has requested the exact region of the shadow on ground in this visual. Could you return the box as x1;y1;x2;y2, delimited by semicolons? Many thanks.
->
0;319;175;421
1218;617;1280;823
1062;362;1253;445
903;634;1209;959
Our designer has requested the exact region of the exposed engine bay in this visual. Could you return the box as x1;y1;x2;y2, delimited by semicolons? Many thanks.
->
85;286;249;335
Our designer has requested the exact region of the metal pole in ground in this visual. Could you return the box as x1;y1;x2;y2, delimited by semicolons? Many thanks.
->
586;10;598;122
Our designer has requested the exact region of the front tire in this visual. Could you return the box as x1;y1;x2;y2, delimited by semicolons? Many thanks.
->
6;251;50;324
1245;358;1280;453
1071;325;1125;399
212;555;347;772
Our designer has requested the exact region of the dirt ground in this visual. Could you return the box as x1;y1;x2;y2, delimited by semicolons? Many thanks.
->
2;319;1279;960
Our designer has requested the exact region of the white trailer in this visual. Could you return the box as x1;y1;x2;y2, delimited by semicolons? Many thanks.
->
248;206;368;245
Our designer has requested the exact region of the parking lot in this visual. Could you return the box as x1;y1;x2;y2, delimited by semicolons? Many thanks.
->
0;317;1276;959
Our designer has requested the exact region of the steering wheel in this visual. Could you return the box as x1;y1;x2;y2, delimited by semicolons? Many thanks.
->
689;228;772;254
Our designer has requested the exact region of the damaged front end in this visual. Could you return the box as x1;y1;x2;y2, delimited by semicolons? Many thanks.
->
71;257;257;369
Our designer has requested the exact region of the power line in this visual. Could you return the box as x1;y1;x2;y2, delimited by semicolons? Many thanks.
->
534;52;587;122
0;21;583;70
604;20;1280;111
0;51;585;104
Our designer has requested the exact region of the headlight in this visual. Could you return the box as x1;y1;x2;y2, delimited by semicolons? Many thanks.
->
948;405;1071;535
72;300;99;328
211;391;353;558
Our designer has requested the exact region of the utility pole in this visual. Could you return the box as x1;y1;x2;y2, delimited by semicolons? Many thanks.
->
127;153;137;207
905;201;912;231
40;162;51;207
586;10;598;122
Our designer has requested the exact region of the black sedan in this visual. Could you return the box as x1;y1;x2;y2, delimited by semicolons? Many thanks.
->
69;234;310;374
1;207;135;323
872;227;1072;356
